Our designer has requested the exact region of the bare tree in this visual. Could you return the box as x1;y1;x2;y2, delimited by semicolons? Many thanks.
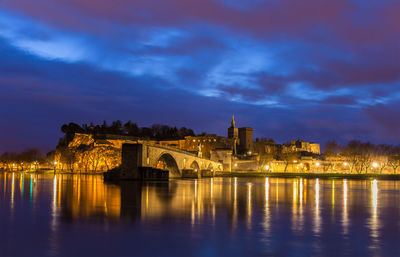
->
343;140;362;173
359;142;376;174
323;141;343;173
388;145;400;173
59;146;76;172
279;152;300;172
375;144;391;173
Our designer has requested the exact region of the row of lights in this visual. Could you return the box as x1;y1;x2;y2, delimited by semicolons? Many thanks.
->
344;162;379;168
9;161;59;166
293;160;380;168
229;160;384;172
293;160;320;166
9;161;39;167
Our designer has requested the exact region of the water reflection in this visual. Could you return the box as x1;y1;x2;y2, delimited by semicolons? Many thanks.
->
313;178;321;236
263;178;271;246
11;173;15;210
247;182;252;229
233;177;238;230
342;179;349;236
0;173;399;256
369;179;380;253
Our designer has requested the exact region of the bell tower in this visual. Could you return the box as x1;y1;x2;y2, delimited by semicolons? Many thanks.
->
227;115;238;155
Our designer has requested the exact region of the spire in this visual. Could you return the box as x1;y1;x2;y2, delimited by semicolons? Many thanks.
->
231;115;235;128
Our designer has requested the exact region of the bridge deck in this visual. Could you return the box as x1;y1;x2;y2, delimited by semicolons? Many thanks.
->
146;143;204;159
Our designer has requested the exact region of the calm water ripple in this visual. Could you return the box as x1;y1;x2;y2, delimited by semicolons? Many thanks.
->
1;172;400;257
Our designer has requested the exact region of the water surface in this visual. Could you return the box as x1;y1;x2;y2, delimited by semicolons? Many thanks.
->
1;173;400;257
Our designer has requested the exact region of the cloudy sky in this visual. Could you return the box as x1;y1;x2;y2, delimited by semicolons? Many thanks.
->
1;0;400;153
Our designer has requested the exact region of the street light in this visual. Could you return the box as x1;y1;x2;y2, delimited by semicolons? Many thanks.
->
53;161;57;174
372;162;378;168
33;161;38;172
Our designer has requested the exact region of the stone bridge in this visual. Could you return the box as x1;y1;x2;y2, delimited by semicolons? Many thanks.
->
120;143;223;179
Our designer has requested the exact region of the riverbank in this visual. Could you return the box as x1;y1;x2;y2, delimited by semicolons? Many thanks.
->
216;171;400;180
4;169;400;180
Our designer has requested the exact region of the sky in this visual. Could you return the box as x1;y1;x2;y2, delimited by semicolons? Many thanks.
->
1;0;400;153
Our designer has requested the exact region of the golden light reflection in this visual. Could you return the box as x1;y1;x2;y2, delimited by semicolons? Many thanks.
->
304;179;307;204
36;174;121;220
342;179;349;235
299;178;304;233
3;175;6;197
276;179;279;206
233;177;238;230
332;180;335;210
247;182;252;229
211;178;214;200
265;178;269;203
372;179;378;213
30;174;33;203
292;179;298;232
0;173;396;247
53;175;57;210
146;185;149;210
299;178;303;204
234;177;237;200
313;178;321;236
370;179;379;243
195;179;198;199
191;200;195;226
49;175;59;257
263;177;271;241
20;173;24;199
11;173;15;209
292;179;304;233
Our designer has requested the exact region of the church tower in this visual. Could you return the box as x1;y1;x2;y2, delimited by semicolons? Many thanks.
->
228;115;238;155
228;115;238;139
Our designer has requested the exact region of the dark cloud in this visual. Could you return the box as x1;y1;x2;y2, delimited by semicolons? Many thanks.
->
1;1;400;153
364;103;400;141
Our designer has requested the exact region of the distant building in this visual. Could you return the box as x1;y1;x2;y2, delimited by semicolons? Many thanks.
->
228;116;254;154
159;135;233;159
238;127;253;153
210;148;233;171
282;140;320;155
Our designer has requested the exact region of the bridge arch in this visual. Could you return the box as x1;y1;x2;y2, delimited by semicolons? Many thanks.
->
207;163;214;171
190;161;200;172
155;153;180;178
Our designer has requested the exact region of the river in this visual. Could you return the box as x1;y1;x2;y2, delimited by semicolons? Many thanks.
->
1;172;400;256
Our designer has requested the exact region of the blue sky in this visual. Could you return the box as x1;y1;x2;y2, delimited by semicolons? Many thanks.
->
1;0;400;153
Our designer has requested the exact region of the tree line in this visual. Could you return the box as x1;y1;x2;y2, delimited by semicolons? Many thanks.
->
0;148;45;171
323;140;400;173
58;120;196;147
255;140;400;173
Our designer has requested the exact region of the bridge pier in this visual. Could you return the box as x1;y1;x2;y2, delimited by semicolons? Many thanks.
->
182;169;201;179
201;169;214;177
105;144;169;180
121;143;143;179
